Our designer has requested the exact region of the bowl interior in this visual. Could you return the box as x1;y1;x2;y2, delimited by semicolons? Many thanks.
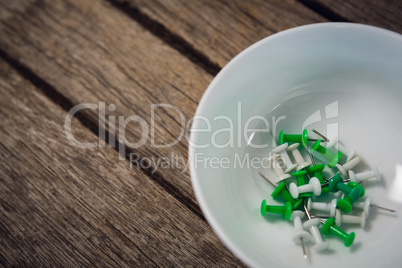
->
190;23;402;268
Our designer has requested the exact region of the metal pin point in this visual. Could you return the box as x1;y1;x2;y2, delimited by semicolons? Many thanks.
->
290;211;310;261
300;237;308;260
303;201;329;252
258;172;294;201
310;214;330;219
311;129;330;142
323;168;380;186
258;172;275;187
321;176;348;186
306;146;316;166
370;204;396;213
311;129;350;166
304;201;311;220
324;157;362;182
352;197;396;214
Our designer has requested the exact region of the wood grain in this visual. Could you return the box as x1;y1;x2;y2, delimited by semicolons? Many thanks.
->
112;0;327;68
0;58;244;266
0;0;329;217
300;0;402;34
0;0;212;214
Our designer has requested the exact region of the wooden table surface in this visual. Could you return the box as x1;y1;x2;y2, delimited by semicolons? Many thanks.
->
0;0;401;266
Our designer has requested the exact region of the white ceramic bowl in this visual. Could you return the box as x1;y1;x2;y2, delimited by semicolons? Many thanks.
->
189;23;402;268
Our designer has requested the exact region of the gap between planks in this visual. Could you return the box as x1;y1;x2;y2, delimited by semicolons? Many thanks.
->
0;0;332;225
298;0;351;22
1;0;211;219
106;0;221;77
0;0;337;224
0;58;244;266
0;47;206;222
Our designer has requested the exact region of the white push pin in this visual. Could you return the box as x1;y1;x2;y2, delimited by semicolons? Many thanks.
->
272;143;298;173
352;197;396;216
334;209;366;228
349;167;381;183
289;177;321;199
290;211;311;260
307;198;337;217
303;203;329;252
287;143;311;170
345;150;359;163
268;154;291;184
353;197;372;216
336;154;362;179
303;218;329;252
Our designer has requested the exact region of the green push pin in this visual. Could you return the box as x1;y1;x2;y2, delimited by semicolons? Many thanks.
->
306;164;330;194
311;139;342;168
321;217;355;247
292;170;313;198
279;129;309;147
260;200;293;221
339;182;365;210
347;181;365;197
258;172;303;209
328;174;362;213
271;181;303;209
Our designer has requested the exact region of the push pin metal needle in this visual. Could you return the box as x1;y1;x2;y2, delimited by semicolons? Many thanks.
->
258;171;276;187
323;153;363;182
370;204;396;213
306;146;316;166
258;171;292;193
311;131;357;165
303;201;329;252
300;237;308;260
290;211;310;260
311;129;330;142
258;172;302;209
352;197;396;215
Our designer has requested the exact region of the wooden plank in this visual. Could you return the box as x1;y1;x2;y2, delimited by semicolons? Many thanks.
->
0;59;244;266
112;0;327;68
299;0;402;34
0;0;212;213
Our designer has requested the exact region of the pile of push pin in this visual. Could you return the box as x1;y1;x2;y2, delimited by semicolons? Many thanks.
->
259;128;396;260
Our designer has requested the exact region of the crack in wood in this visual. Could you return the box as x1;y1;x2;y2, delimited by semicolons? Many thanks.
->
0;47;205;223
106;0;221;77
298;0;351;22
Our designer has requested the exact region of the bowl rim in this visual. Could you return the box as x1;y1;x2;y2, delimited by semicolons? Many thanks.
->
188;22;402;267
